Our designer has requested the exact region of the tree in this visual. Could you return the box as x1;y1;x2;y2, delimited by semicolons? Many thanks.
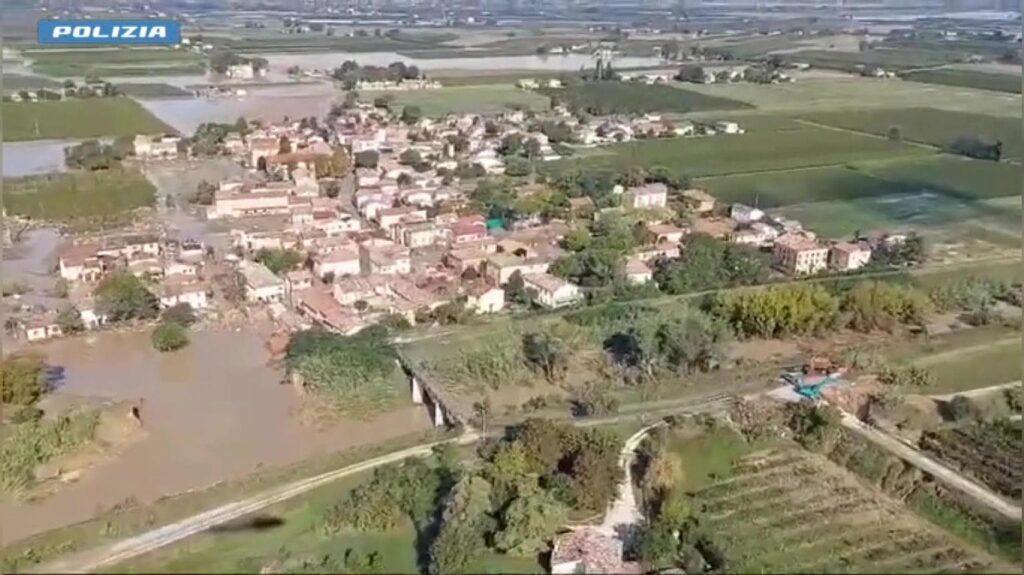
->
943;395;975;421
56;306;85;334
278;136;292;155
887;125;902;141
711;284;839;339
152;321;189;352
323;180;341;199
95;272;158;322
676;64;705;82
354;150;379;168
401;105;422;125
255;248;305;276
354;300;370;316
0;354;49;406
524;139;542;159
162;303;197;327
505;157;532;177
373;94;393;109
843;281;932;332
656;310;730;374
506;271;528;304
399;149;422;166
522;332;568;382
429;475;494;574
193;180;217;205
494;483;567;556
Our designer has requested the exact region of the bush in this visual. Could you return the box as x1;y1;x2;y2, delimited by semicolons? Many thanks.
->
151;321;189;352
878;365;934;388
570;382;620;417
161;303;197;327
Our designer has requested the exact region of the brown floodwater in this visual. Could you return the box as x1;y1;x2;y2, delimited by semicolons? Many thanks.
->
0;328;430;545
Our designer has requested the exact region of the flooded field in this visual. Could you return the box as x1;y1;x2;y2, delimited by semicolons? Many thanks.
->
0;328;431;545
138;83;340;134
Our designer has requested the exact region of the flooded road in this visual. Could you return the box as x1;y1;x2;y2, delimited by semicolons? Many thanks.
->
0;328;432;545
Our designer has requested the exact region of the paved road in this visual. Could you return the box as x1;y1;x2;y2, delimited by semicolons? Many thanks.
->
839;413;1021;521
30;394;735;574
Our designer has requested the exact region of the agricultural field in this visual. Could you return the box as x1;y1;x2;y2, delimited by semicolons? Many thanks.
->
683;442;1008;572
900;68;1022;94
800;108;1022;161
680;76;1021;117
3;168;156;226
696;165;912;210
540;120;931;181
361;84;550;116
919;419;1022;503
112;83;193;98
538;81;752;115
2;73;61;93
5;98;173;141
882;325;1022;394
24;47;206;77
785;47;968;71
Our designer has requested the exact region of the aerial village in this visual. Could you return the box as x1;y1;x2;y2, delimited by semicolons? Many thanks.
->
16;89;896;345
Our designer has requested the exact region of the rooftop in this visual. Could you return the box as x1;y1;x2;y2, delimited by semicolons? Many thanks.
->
239;261;283;289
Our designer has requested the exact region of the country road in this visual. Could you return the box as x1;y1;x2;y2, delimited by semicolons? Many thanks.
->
27;434;480;574
839;413;1021;521
28;394;735;573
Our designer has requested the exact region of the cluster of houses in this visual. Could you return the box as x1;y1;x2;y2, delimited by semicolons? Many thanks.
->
18;233;210;342
682;190;887;276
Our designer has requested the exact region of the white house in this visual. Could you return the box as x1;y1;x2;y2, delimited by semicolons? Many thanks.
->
830;242;872;271
157;282;209;310
239;261;285;303
313;248;361;279
523;273;582;309
465;283;505;314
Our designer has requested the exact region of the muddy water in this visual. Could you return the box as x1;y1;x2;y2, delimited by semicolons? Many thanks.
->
0;328;431;545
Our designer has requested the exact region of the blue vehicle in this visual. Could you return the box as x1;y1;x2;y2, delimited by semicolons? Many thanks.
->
781;370;844;400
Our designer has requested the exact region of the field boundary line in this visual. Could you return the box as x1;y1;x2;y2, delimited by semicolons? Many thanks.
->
793;118;942;151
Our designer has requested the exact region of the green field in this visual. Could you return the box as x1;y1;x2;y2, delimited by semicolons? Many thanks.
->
215;32;456;54
787;48;966;71
883;325;1022;394
696;164;912;208
538;81;752;114
26;47;206;77
759;155;1021;238
900;68;1022;94
362;84;551;115
5;98;173;141
3;169;156;225
113;83;193;98
540;120;931;181
676;436;1010;572
801;108;1022;161
2;73;61;92
679;77;1021;117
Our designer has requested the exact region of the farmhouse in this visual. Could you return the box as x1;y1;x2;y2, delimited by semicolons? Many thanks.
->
133;134;181;159
239;261;285;303
313;248;361;279
523;273;582;309
465;282;505;314
830;241;872;271
155;281;209;310
773;232;828;276
624;183;668;209
484;254;551;286
681;188;716;214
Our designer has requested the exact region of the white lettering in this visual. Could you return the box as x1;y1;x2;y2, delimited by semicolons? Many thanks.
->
93;26;109;39
52;26;72;38
72;26;91;38
149;26;167;39
121;25;137;38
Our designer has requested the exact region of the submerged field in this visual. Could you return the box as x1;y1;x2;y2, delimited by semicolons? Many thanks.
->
5;98;173;141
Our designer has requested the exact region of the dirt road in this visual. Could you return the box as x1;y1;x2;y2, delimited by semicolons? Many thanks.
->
28;433;480;574
929;380;1021;402
839;413;1021;521
598;422;663;538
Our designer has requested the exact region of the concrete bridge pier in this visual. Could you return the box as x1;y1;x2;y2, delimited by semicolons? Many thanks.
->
411;375;424;405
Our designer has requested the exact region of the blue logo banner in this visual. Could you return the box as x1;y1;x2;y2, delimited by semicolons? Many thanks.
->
38;19;181;45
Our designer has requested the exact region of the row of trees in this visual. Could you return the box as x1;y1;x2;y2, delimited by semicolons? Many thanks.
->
285;328;398;403
709;280;934;339
331;60;423;90
63;138;134;171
